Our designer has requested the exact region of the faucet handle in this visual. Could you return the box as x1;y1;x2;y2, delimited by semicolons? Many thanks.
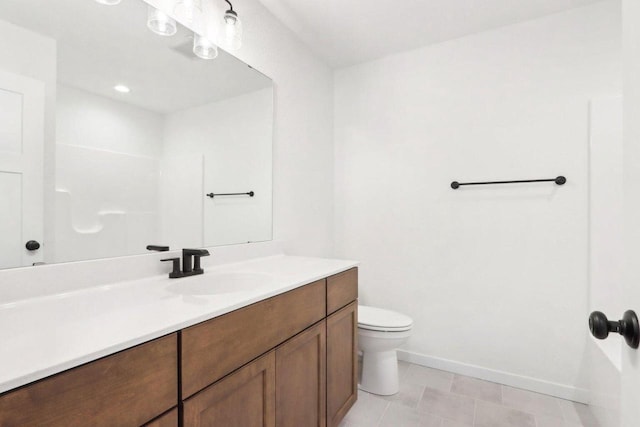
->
161;257;183;279
192;251;210;274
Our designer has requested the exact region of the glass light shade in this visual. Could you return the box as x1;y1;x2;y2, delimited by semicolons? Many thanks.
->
220;12;242;52
193;34;218;60
175;0;202;25
147;6;177;37
224;10;238;25
95;0;122;4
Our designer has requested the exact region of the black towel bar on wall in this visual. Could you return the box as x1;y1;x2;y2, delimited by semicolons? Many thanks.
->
207;191;255;198
450;176;566;189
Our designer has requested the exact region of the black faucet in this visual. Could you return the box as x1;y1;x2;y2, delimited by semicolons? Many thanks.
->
182;248;210;274
161;248;210;279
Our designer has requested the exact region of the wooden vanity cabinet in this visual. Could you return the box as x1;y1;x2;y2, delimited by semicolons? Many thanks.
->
0;334;178;427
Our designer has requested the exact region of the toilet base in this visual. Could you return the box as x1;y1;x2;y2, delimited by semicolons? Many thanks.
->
359;349;399;395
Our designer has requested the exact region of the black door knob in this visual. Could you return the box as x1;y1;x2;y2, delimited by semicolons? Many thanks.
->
25;240;40;251
589;310;640;349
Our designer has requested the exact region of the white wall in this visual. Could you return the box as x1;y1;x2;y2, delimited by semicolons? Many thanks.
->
162;89;273;247
54;85;164;262
57;85;164;158
334;1;621;400
229;1;334;257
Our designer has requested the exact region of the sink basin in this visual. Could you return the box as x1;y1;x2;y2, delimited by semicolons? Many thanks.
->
166;272;274;296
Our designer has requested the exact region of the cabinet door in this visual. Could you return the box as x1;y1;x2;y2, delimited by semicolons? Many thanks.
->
327;302;358;427
184;351;276;427
276;320;326;427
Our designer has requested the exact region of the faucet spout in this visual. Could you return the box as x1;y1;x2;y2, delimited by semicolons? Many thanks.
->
183;248;210;257
182;248;211;274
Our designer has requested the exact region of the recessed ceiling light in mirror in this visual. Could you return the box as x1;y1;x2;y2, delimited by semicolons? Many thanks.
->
95;0;122;5
113;85;131;93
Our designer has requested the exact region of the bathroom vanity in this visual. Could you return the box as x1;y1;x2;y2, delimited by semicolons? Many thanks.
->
0;257;358;427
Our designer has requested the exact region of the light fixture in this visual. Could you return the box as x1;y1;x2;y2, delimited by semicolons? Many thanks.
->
113;85;131;93
95;0;122;5
175;0;202;25
193;34;218;60
147;6;177;37
220;0;242;51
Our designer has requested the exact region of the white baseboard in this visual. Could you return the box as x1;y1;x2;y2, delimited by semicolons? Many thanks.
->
396;350;589;404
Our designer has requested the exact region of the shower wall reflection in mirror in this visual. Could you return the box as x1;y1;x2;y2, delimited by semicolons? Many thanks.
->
0;0;273;269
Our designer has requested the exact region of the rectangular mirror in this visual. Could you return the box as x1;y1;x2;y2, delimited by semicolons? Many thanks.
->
0;0;273;269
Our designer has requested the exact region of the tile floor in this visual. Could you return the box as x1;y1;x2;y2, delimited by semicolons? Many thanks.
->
340;361;598;427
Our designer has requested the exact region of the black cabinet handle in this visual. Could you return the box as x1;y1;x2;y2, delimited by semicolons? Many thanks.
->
589;310;640;349
25;240;40;251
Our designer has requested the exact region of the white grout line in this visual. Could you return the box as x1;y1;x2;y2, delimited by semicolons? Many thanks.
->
375;401;391;427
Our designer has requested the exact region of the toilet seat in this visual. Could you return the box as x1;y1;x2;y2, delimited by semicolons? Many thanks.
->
358;305;413;332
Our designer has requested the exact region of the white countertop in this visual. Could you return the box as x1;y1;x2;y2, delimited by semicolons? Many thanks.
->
0;255;358;394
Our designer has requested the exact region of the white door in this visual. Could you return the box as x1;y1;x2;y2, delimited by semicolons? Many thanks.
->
620;1;640;425
589;96;623;427
0;69;45;269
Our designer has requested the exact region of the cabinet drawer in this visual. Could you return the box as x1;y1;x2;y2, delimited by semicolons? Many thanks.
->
0;334;177;427
181;280;326;398
327;268;358;315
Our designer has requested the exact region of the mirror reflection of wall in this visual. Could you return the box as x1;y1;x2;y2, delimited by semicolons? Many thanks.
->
0;0;273;268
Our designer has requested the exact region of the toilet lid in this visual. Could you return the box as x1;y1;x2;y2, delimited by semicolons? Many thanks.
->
358;305;413;332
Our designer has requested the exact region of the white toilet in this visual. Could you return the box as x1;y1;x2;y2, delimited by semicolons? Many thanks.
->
358;305;413;396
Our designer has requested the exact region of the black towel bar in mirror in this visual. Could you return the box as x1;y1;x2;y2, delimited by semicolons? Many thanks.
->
451;176;566;189
206;191;255;198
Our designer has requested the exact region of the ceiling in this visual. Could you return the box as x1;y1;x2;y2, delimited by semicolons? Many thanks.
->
257;0;606;68
0;0;272;113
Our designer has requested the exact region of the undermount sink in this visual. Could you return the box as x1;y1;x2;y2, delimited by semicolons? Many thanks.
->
166;272;274;296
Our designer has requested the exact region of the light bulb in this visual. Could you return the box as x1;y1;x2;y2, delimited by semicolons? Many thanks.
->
147;6;177;37
193;34;218;60
224;10;238;25
95;0;122;5
220;10;242;51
